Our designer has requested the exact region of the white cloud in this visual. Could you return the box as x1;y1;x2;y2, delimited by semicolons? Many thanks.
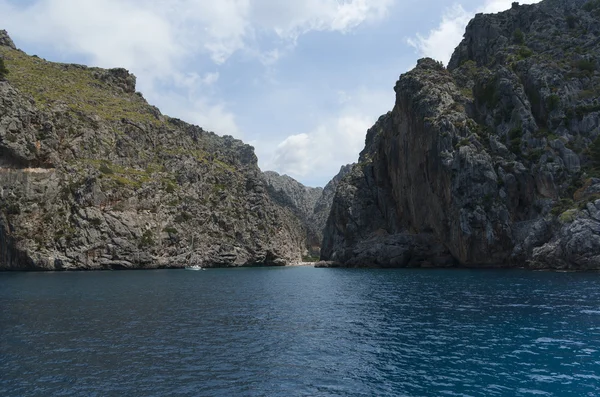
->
480;0;539;13
171;72;220;92
0;0;394;156
407;0;542;65
263;88;392;186
152;91;241;138
0;0;182;77
187;102;240;138
272;133;313;176
406;4;471;64
253;0;392;40
0;0;393;71
270;115;371;180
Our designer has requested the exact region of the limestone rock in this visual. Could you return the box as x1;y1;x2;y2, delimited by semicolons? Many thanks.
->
322;0;600;269
263;164;351;257
312;164;353;234
531;200;600;269
0;32;305;270
0;30;15;50
264;171;322;256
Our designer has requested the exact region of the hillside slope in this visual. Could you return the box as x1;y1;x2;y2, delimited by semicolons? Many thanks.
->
0;31;305;270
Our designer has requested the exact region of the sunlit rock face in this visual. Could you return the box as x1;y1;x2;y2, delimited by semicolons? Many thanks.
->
322;0;600;269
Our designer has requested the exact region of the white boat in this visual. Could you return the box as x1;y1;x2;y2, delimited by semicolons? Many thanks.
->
184;236;205;270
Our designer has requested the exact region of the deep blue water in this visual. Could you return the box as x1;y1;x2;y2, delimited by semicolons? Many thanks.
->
1;267;600;397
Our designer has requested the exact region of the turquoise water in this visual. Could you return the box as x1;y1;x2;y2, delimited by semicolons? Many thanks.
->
1;267;599;396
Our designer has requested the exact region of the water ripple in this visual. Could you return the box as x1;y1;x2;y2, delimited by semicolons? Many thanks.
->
1;268;600;396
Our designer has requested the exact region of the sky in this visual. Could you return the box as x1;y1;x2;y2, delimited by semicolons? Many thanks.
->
0;0;540;187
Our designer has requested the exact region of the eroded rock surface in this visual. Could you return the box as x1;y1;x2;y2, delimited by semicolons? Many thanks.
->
0;33;305;270
322;0;600;269
264;165;351;257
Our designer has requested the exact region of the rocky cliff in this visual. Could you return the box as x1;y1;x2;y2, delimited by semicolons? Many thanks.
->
312;164;353;239
322;0;600;269
0;30;305;270
264;164;351;258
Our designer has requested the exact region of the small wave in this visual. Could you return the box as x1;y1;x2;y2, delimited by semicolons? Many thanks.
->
486;384;511;391
511;349;538;355
581;310;600;315
497;303;529;307
534;337;583;345
528;374;574;383
517;388;552;396
575;374;600;380
438;391;475;397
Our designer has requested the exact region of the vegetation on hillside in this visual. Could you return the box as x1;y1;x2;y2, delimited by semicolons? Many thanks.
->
0;47;156;124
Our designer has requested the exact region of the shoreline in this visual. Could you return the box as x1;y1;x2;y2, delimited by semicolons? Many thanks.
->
2;262;600;272
288;262;317;267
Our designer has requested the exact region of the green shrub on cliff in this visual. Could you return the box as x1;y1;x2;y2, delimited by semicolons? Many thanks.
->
517;46;533;59
586;136;600;174
0;58;8;79
512;28;524;44
583;0;600;12
547;94;560;111
576;59;596;73
99;163;114;175
139;230;154;248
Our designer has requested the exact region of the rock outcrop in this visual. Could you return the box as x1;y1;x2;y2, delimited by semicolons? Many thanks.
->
264;164;351;257
0;33;305;270
322;0;600;269
312;164;353;235
0;30;15;50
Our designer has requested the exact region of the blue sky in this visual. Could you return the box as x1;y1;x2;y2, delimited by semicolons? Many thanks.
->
0;0;539;186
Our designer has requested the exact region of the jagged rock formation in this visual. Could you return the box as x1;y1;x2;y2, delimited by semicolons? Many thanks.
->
322;0;600;269
312;164;353;237
264;171;323;257
0;30;15;50
0;31;305;270
264;164;351;257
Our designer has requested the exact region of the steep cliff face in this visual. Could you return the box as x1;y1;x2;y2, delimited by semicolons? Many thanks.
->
264;165;351;257
0;31;304;270
312;164;353;237
322;0;600;269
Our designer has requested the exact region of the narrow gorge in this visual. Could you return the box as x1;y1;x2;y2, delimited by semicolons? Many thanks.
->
2;0;600;271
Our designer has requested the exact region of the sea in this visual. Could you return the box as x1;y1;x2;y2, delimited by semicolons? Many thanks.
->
1;267;599;397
